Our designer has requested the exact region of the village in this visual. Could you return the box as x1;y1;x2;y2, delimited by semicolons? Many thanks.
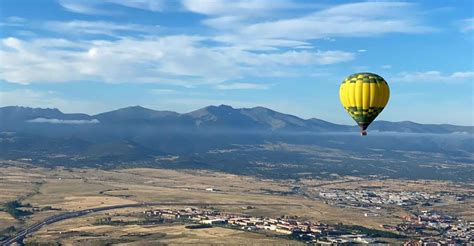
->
316;189;463;209
143;207;378;244
393;211;474;245
141;207;473;245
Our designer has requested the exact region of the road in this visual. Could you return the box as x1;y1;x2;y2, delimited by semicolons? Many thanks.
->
1;202;297;245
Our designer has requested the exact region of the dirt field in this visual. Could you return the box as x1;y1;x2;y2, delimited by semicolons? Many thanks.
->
0;165;402;225
1;161;472;244
25;209;303;245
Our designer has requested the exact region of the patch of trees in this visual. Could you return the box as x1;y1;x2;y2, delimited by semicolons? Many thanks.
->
0;226;16;241
24;241;61;246
3;200;33;219
185;224;212;229
94;217;165;226
334;224;406;238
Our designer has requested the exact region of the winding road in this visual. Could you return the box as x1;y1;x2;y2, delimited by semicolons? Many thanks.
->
1;202;297;245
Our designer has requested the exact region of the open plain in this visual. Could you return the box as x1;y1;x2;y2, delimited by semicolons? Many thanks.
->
0;160;472;244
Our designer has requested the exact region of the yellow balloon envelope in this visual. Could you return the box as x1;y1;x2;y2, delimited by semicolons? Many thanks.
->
339;73;390;136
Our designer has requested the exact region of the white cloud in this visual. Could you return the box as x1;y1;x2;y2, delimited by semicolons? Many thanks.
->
58;0;112;15
202;16;246;30
0;16;27;27
149;89;178;94
397;71;474;83
357;49;367;53
6;16;26;23
238;2;434;41
215;82;270;90
212;35;313;51
59;0;311;16
15;30;37;37
27;118;100;124
459;18;474;33
106;0;166;12
55;1;435;42
45;20;160;37
451;71;474;79
0;2;435;87
0;36;354;85
226;49;354;66
188;1;435;51
181;0;301;16
58;0;169;14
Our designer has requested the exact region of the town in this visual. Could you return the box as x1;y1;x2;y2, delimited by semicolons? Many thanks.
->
395;211;474;245
143;207;380;244
140;207;473;245
317;189;466;209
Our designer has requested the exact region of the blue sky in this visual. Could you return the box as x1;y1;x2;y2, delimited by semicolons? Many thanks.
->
0;0;473;125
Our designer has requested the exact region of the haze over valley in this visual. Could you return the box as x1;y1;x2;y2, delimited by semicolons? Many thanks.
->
1;105;473;181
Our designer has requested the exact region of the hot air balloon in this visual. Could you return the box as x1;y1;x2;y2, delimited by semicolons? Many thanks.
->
339;72;390;136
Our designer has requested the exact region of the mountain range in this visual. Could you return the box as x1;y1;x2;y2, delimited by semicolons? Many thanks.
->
1;105;472;134
1;105;473;181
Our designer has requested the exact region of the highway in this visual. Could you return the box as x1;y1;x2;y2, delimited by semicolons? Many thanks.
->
1;202;296;245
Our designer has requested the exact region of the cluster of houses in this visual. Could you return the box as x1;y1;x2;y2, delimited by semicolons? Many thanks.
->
395;211;473;244
227;216;322;235
143;207;472;244
144;207;323;234
318;189;443;208
143;208;378;244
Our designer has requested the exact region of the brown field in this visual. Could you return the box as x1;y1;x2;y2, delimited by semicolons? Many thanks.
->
25;208;304;245
1;160;472;244
298;176;474;193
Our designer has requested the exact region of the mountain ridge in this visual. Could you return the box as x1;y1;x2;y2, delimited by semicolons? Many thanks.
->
1;105;472;133
1;105;473;181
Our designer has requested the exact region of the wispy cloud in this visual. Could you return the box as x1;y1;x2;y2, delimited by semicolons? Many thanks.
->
242;3;434;40
149;89;178;94
27;118;100;124
181;0;308;16
0;16;27;27
459;18;474;33
45;20;160;37
233;50;355;66
212;35;313;51
106;0;167;12
6;16;26;23
396;71;474;83
57;1;435;49
58;0;113;15
215;82;271;90
58;0;169;15
187;1;435;51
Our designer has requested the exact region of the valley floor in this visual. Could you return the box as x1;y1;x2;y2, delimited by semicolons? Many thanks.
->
0;160;472;245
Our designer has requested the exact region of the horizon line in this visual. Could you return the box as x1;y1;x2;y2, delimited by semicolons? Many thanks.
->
1;105;473;127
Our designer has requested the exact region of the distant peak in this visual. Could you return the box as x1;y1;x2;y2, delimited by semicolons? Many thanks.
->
117;105;153;111
216;104;233;109
248;106;271;112
128;105;146;109
198;104;235;111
